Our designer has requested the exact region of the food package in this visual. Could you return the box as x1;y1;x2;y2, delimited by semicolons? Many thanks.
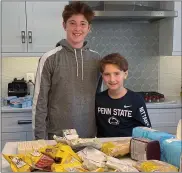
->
101;139;131;157
180;154;182;172
130;137;160;161
17;140;47;154
160;138;182;168
69;138;102;150
62;129;79;140
3;154;33;172
40;142;81;164
77;147;107;171
51;161;85;172
132;126;158;138
106;156;138;172
134;160;179;172
26;150;55;171
53;135;102;150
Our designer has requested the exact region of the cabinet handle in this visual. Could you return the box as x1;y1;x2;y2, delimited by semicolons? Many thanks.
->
18;120;32;124
28;31;32;43
21;31;26;43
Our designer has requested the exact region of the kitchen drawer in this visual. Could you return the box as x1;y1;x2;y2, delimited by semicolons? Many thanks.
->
26;131;33;141
2;116;32;132
2;112;32;117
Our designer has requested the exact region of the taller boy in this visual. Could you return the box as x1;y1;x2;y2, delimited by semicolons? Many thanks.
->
33;1;101;139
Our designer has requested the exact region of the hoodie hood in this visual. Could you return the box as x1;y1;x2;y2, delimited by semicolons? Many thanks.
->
56;39;89;51
56;39;89;80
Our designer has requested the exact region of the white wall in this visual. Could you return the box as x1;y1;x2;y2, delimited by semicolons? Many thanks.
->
158;56;181;97
2;57;39;97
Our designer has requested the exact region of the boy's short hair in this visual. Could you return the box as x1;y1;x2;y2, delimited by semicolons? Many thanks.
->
62;1;94;24
100;53;128;73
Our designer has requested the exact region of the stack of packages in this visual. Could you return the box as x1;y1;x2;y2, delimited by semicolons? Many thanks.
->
3;128;181;172
6;96;33;108
132;126;182;171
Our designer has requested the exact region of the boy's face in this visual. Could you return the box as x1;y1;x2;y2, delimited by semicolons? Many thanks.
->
102;64;128;92
63;14;91;48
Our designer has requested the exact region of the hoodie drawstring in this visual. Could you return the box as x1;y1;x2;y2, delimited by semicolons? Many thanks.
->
81;49;84;81
74;49;79;77
74;49;84;81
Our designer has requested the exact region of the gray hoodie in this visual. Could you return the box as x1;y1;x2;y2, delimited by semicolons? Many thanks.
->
32;39;101;139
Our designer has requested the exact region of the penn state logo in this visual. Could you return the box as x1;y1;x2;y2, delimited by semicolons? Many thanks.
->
108;116;120;125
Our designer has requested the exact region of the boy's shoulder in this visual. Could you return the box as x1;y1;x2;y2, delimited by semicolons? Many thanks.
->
96;90;108;98
87;49;101;60
126;89;144;102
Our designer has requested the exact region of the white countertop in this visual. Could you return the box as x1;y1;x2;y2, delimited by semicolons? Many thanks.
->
1;97;181;113
1;137;132;172
146;96;182;109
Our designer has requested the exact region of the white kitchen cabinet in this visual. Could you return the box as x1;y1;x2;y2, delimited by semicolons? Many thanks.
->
159;1;181;56
2;1;67;55
1;110;33;150
148;108;181;134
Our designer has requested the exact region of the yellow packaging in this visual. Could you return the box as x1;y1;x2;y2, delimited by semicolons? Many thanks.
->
56;143;81;162
51;161;86;172
27;150;54;171
134;160;179;172
92;167;105;172
101;139;130;157
3;154;33;172
39;144;62;162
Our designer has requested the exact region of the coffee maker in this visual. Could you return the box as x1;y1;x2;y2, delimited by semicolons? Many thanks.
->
8;78;28;97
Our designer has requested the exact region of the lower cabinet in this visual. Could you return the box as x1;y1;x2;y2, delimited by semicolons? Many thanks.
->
148;107;181;134
1;110;33;150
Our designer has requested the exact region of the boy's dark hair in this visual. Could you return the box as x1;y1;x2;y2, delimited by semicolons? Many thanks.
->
62;1;94;24
100;53;128;73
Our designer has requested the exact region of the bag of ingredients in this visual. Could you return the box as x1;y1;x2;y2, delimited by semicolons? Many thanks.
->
101;139;131;157
77;147;107;171
62;129;79;140
3;154;33;172
68;138;102;150
51;161;85;172
106;156;139;172
130;137;160;161
134;160;179;172
26;150;55;171
40;142;81;164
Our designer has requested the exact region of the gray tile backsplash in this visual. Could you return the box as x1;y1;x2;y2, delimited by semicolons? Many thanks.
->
87;20;159;91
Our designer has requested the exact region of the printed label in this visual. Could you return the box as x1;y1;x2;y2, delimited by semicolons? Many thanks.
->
12;157;26;168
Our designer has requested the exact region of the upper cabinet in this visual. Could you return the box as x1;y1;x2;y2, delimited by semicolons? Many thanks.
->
2;1;68;56
159;1;181;56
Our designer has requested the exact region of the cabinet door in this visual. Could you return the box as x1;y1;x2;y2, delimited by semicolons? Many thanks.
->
26;1;68;53
2;2;27;52
172;1;181;55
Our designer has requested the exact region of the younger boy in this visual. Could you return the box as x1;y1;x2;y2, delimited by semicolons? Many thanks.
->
95;53;151;137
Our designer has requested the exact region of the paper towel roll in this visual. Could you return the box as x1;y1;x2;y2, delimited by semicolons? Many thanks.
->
176;119;182;140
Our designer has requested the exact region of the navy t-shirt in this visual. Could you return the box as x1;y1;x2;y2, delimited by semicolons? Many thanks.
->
95;89;152;137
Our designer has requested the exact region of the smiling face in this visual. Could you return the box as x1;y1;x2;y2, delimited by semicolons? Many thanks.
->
102;64;128;92
63;14;91;48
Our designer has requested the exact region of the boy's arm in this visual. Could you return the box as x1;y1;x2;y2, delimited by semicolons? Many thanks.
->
96;75;103;94
134;97;152;128
32;57;52;140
